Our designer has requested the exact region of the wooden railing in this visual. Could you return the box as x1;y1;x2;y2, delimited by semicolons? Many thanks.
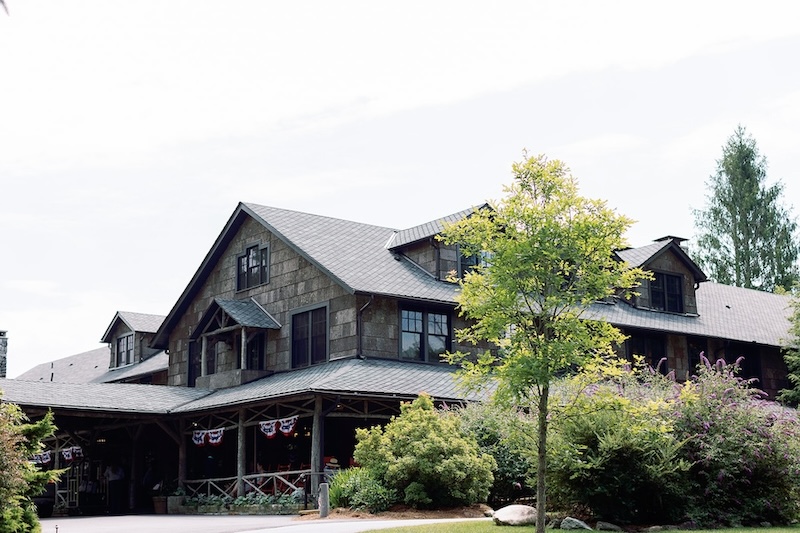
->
184;468;316;499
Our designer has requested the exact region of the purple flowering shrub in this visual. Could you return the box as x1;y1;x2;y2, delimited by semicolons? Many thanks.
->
546;356;800;525
673;356;800;526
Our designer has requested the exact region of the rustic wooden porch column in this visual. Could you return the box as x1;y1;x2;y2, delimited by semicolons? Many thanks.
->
201;335;208;377
240;327;247;369
178;419;187;489
237;408;246;497
310;394;323;496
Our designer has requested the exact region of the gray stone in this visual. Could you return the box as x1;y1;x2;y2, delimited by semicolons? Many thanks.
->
642;527;663;532
561;516;593;530
492;504;537;526
596;521;623;531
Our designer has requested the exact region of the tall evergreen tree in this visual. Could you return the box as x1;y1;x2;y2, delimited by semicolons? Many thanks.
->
693;125;799;292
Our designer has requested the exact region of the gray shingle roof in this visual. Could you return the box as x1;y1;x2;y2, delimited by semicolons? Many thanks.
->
243;203;459;304
0;378;212;414
2;358;481;415
386;205;486;250
172;357;483;413
616;241;671;267
93;351;169;383
101;311;166;343
15;347;111;383
215;298;281;329
587;281;792;346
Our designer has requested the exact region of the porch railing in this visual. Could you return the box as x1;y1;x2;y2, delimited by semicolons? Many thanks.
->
184;468;316;499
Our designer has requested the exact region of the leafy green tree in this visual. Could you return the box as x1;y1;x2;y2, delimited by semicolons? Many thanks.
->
693;125;799;292
353;393;496;509
0;394;59;533
779;296;800;405
441;153;645;533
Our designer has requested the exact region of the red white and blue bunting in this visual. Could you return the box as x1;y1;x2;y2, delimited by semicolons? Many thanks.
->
192;428;225;447
31;450;53;465
259;415;298;438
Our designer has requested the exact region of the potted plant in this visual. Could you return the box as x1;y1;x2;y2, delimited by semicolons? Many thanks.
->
167;486;185;514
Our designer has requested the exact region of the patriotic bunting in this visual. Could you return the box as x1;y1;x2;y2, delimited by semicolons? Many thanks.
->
207;428;225;446
192;430;207;447
279;416;298;436
259;420;278;439
31;450;53;465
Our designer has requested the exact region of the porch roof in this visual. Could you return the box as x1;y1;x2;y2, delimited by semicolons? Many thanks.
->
173;357;484;412
0;378;213;414
1;358;483;416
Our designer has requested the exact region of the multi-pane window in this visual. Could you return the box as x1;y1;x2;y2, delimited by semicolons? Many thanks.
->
246;333;266;371
116;334;133;367
400;309;451;362
292;307;327;368
236;244;270;291
650;272;683;313
458;248;491;278
627;332;667;374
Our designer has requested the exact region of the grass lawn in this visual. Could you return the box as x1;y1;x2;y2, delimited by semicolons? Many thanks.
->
365;524;800;533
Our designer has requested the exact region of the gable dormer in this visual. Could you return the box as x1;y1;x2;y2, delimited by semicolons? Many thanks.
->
386;204;489;280
616;237;707;315
100;311;165;369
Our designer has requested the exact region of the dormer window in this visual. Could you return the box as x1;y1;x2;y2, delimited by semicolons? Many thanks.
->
458;248;491;278
116;334;133;367
651;272;683;313
237;244;270;291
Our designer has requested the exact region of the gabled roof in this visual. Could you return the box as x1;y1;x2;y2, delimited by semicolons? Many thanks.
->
101;311;166;343
192;298;281;340
386;204;489;250
15;347;111;383
615;237;707;284
587;281;792;347
1;358;483;416
14;346;169;385
153;203;465;348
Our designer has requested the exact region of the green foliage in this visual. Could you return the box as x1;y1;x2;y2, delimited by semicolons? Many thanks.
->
456;401;535;505
780;295;800;405
0;395;59;533
693;125;799;292
440;152;646;533
675;358;800;526
328;467;396;513
354;394;496;509
548;371;689;523
542;359;800;526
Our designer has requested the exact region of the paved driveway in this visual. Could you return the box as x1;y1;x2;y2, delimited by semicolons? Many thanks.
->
40;515;490;533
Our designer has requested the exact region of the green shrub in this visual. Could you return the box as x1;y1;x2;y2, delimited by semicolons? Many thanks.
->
456;401;534;505
548;376;688;523
354;394;496;509
328;467;395;513
673;357;800;526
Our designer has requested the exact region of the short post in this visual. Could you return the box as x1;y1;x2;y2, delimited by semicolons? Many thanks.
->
318;482;329;518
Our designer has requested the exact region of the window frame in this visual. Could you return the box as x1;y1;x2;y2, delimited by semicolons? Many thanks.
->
116;334;134;367
399;307;452;362
236;243;270;291
650;271;684;313
290;304;328;369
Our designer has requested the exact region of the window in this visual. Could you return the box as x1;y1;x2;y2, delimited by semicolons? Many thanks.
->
188;340;200;387
116;334;133;366
245;332;266;371
236;244;270;291
650;272;683;313
400;308;451;362
458;248;491;278
627;332;667;374
292;307;327;368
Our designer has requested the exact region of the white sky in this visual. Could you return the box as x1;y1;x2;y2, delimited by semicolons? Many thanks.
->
2;1;800;378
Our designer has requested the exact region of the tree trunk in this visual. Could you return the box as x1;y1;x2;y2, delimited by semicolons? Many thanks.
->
536;383;549;533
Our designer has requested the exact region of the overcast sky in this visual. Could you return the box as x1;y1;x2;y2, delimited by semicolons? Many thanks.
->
2;1;800;378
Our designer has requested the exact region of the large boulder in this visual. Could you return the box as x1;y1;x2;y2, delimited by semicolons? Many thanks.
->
493;504;537;526
561;516;593;530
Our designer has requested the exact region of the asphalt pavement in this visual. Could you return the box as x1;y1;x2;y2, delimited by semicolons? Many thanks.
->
40;514;491;533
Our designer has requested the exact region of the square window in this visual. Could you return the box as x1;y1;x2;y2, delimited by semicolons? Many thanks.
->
237;244;270;291
400;308;451;362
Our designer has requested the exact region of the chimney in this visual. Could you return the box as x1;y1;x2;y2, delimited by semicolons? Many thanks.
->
0;331;7;378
